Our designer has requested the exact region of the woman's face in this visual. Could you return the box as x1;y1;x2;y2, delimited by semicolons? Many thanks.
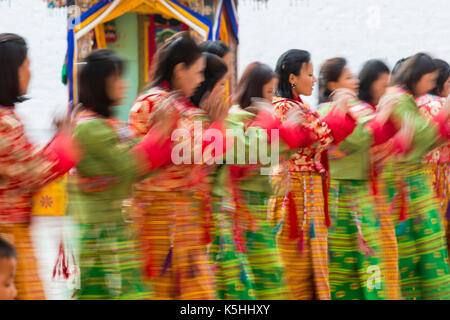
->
210;76;227;101
222;52;232;76
290;61;316;97
18;57;31;96
414;71;438;97
173;56;206;98
329;66;359;94
0;257;17;300
106;74;128;106
440;76;450;98
262;77;278;102
370;72;390;105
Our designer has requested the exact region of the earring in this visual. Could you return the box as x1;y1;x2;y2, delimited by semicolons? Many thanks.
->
291;83;296;88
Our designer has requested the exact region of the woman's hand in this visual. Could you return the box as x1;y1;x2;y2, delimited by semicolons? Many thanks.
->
374;95;399;125
245;97;275;115
330;88;357;113
148;91;180;138
200;87;229;122
285;108;307;126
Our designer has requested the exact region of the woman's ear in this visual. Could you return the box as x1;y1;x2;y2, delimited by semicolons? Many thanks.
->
173;62;186;80
288;73;297;86
328;81;337;92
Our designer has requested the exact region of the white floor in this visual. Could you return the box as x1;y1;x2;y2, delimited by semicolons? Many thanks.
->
30;216;80;300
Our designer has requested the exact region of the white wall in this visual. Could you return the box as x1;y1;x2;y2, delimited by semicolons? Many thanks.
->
1;0;449;135
0;0;71;300
0;0;68;145
238;0;450;106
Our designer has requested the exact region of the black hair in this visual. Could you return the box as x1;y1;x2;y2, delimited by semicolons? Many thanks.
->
358;59;390;104
391;52;437;96
199;40;230;58
430;59;450;96
78;49;124;118
190;52;228;107
234;62;277;108
0;33;28;107
0;238;17;260
275;49;311;100
149;32;203;89
392;57;409;76
318;57;347;103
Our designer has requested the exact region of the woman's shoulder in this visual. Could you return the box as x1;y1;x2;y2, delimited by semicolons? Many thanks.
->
75;117;115;142
0;108;22;131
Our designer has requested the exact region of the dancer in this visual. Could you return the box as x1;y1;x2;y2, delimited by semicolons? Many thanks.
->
193;53;255;300
70;49;176;300
210;62;320;299
416;59;450;251
357;59;402;299
0;33;79;300
270;49;357;300
129;32;227;300
317;58;399;300
382;53;450;300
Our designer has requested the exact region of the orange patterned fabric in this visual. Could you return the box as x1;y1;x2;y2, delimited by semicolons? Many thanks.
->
129;87;218;300
133;190;216;300
129;88;215;192
0;107;62;224
270;172;330;300
272;97;334;175
417;95;450;164
373;178;402;300
0;224;46;300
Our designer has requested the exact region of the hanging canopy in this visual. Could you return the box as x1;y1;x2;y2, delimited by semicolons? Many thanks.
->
67;0;214;106
212;0;238;42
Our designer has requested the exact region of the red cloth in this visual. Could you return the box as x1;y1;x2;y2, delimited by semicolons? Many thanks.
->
320;106;357;144
250;110;319;150
203;121;227;157
279;120;319;150
131;128;173;174
433;109;450;139
366;118;398;146
44;131;80;176
293;94;304;104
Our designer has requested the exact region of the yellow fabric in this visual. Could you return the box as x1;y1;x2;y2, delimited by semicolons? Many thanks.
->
74;4;111;33
167;0;210;35
31;175;68;216
0;224;46;300
219;10;231;104
144;21;150;83
94;23;107;49
219;9;229;44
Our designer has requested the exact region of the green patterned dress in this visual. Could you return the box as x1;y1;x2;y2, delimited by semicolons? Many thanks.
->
69;114;153;300
381;87;450;300
318;101;387;300
209;106;290;300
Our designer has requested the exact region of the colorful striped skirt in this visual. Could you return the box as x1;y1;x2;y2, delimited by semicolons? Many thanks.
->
373;176;402;300
241;190;289;300
428;163;450;252
383;163;450;300
209;196;256;300
133;190;216;300
0;223;46;300
270;171;330;300
75;221;150;300
328;179;386;300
